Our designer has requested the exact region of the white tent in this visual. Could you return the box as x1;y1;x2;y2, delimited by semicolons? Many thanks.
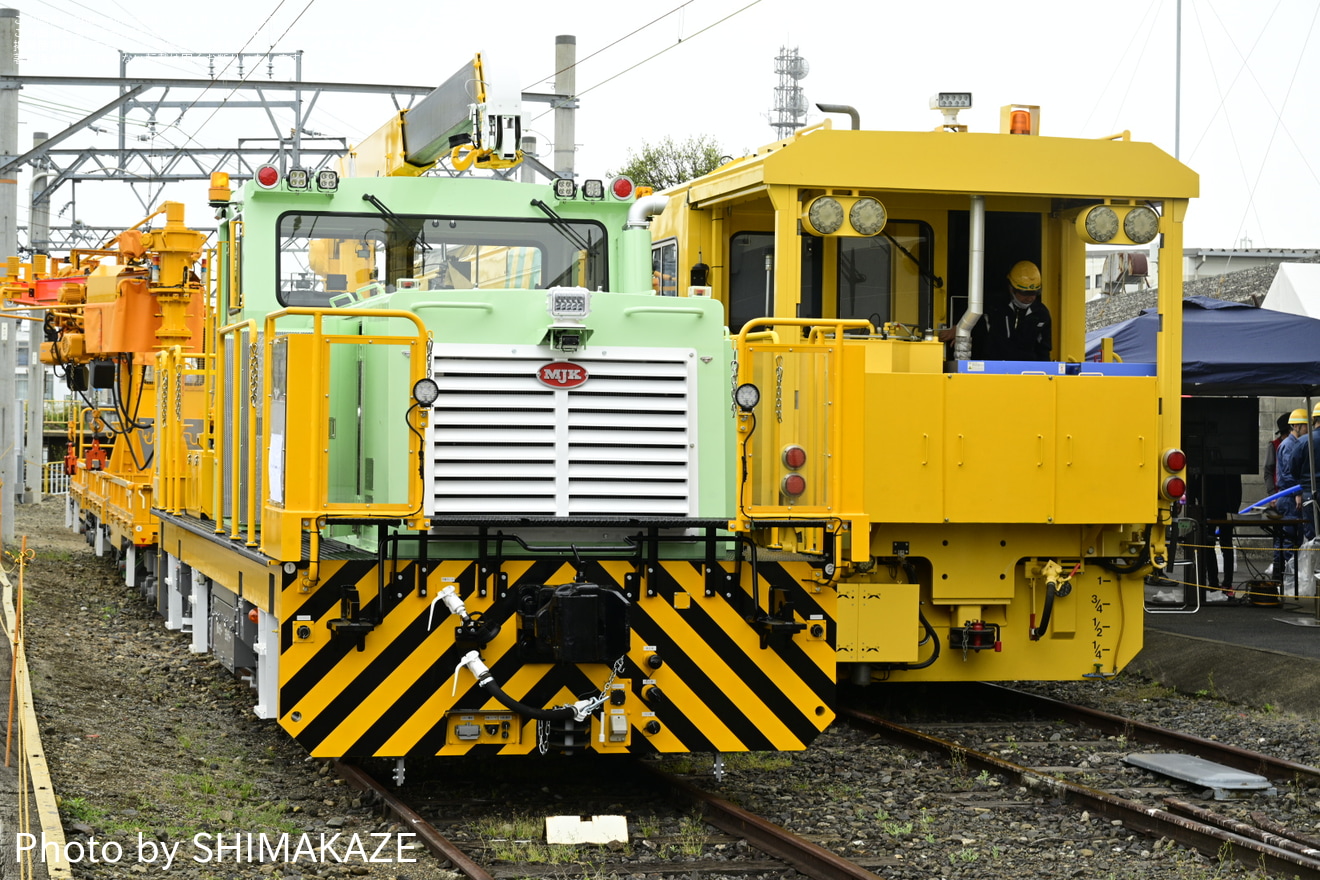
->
1262;262;1320;318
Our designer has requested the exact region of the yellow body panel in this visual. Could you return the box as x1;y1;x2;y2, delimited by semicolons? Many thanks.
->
658;113;1196;685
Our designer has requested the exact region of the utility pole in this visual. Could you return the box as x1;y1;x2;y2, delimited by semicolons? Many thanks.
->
24;131;48;504
0;8;18;541
553;35;575;179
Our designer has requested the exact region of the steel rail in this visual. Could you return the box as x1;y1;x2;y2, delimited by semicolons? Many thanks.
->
841;706;1320;880
976;682;1320;783
635;761;883;880
332;760;494;880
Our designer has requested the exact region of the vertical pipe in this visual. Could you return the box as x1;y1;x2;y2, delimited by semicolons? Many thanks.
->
1175;0;1182;160
954;195;986;360
292;50;303;168
519;136;537;184
23;131;48;503
553;35;576;179
29;133;48;253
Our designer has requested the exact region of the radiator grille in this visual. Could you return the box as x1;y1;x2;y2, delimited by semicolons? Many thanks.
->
428;346;696;517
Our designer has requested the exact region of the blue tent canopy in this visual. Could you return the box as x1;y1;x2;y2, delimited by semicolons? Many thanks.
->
1085;296;1320;395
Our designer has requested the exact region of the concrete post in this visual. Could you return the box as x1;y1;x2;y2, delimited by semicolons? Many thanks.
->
553;35;576;179
24;131;48;503
0;8;19;540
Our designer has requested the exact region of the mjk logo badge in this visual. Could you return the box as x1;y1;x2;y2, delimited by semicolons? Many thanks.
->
537;362;589;388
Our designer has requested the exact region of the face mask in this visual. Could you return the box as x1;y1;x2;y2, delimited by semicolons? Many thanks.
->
1011;297;1032;311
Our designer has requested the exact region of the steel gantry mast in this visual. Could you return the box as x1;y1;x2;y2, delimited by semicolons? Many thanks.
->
1;65;575;252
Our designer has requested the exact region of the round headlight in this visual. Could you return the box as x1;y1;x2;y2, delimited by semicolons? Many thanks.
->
849;197;887;236
805;196;844;235
1083;205;1119;243
1123;205;1160;244
734;382;761;412
412;377;440;406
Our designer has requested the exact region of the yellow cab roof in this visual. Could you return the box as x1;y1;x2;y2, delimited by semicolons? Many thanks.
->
681;123;1199;208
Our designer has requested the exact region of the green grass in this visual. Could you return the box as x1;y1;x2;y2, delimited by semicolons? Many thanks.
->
472;812;584;864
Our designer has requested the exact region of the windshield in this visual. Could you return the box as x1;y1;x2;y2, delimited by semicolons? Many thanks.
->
277;212;608;307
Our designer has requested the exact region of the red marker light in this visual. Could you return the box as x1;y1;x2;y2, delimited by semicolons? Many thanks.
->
610;176;634;200
255;165;280;189
782;474;807;497
782;445;807;469
1163;448;1187;472
1163;476;1187;500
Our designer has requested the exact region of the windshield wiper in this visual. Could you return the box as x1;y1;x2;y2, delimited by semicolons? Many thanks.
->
362;193;430;251
530;198;594;253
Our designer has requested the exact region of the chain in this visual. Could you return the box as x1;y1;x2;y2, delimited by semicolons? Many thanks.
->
601;654;625;694
729;356;738;417
248;340;260;409
426;332;434;368
774;355;784;423
538;655;626;755
174;357;183;421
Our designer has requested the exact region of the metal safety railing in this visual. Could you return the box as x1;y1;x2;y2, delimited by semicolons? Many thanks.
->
40;462;70;496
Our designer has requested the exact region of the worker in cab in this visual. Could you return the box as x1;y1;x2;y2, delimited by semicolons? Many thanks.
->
940;260;1052;361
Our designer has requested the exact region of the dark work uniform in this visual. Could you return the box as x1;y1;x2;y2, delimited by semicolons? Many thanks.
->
970;298;1052;361
1197;472;1242;595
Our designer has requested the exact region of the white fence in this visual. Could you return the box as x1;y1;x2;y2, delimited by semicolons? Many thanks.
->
42;461;70;496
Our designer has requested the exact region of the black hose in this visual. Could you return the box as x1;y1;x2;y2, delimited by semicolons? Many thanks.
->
1030;583;1058;641
879;611;941;671
475;675;577;722
1097;524;1155;575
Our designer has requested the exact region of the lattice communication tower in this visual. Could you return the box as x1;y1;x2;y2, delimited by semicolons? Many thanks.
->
771;47;809;139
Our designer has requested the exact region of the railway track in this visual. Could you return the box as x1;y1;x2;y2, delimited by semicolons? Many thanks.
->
333;757;886;880
842;682;1320;879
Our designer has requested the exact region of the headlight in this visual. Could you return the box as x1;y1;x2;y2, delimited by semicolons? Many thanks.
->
412;377;440;406
1080;205;1119;243
1123;205;1160;244
734;383;760;412
804;196;845;235
803;195;887;237
547;286;591;321
849;198;887;236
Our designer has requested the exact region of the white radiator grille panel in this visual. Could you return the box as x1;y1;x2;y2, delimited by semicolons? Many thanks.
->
427;346;697;517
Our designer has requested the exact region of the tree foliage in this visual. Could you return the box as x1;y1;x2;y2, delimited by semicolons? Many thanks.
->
610;135;725;191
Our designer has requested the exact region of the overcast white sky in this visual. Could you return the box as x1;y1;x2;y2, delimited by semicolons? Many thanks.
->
8;0;1320;250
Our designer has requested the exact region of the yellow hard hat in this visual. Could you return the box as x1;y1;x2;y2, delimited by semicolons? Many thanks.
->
1007;260;1042;291
1289;407;1309;424
1313;402;1320;419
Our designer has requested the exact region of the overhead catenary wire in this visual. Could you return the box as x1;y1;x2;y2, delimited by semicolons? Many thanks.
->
525;0;766;126
522;0;697;92
1223;1;1320;250
1185;0;1280;249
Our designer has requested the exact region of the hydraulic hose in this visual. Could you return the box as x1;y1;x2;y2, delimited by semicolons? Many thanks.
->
475;676;578;722
1099;525;1155;575
1030;583;1058;641
453;650;599;722
879;611;941;671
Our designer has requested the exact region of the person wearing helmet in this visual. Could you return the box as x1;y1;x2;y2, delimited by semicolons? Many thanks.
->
939;261;1052;360
1274;407;1311;582
1283;403;1320;543
1262;411;1292;495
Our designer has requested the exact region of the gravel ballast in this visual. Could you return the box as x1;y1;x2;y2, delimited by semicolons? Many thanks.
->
10;498;1318;880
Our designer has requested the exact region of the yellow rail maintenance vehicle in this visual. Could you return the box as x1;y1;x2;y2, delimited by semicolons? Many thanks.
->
7;55;840;765
650;95;1197;684
4;208;207;565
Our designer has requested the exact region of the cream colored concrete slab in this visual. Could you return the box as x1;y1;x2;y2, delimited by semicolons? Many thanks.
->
545;815;628;844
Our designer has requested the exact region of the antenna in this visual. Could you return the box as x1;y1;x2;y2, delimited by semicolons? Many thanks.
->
770;46;809;139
